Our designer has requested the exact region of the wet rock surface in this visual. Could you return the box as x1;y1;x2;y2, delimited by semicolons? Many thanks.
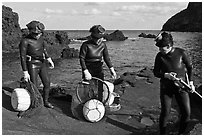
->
2;59;202;135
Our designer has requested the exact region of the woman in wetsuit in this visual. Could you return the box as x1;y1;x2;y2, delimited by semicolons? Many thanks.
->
19;20;54;108
79;25;117;101
153;32;195;134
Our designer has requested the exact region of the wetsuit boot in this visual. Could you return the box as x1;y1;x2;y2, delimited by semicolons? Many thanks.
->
43;90;54;109
178;121;188;135
160;127;167;135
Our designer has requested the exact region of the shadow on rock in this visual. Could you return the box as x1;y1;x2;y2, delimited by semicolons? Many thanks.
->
2;87;16;112
49;94;74;119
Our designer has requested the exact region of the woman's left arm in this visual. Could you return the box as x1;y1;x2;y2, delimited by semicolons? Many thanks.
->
182;50;193;81
103;43;113;68
43;41;49;59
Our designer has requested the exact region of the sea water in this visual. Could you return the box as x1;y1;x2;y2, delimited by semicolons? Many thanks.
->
66;30;202;76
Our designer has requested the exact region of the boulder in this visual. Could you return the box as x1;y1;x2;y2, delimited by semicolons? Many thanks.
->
75;30;128;41
61;47;79;58
55;31;70;45
162;2;202;32
138;33;156;38
104;30;128;41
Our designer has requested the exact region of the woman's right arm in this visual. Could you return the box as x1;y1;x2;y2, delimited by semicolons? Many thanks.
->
79;43;87;71
153;53;164;78
19;39;28;71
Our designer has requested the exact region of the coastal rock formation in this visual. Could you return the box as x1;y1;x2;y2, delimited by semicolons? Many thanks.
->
2;5;22;51
2;5;78;59
61;47;79;58
75;30;128;41
138;33;156;38
104;30;128;41
162;2;202;32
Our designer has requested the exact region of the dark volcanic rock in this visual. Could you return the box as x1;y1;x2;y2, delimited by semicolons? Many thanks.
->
2;5;22;51
75;30;128;41
61;47;79;58
104;30;128;41
2;5;78;59
138;33;156;38
162;2;202;32
55;31;70;45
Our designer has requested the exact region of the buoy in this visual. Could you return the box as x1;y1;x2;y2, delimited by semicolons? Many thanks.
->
11;88;31;111
103;81;115;106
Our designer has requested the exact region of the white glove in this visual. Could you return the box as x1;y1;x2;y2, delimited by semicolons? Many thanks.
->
164;72;178;81
47;57;54;69
189;81;195;93
110;67;117;79
23;71;30;82
84;69;92;80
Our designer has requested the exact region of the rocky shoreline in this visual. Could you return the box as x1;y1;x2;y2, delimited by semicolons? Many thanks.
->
2;3;202;135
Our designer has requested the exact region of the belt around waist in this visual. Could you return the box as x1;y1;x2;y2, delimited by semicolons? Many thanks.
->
85;58;102;62
26;56;44;62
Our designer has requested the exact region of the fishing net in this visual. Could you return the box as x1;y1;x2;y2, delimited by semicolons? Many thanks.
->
71;77;110;120
17;78;44;118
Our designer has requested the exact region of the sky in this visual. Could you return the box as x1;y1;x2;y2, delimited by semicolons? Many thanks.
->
2;1;189;30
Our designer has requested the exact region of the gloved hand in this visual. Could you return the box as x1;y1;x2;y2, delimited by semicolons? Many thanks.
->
47;57;54;69
110;67;117;79
164;72;178;81
189;81;195;93
23;71;30;82
84;69;92;80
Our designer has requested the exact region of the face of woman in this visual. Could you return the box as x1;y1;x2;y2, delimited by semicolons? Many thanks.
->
92;37;104;45
159;45;172;55
96;37;104;45
30;31;42;39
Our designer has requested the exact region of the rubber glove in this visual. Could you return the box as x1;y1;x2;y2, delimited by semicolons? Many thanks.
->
164;72;178;81
23;71;30;82
110;67;117;79
189;81;195;93
47;57;54;69
84;69;92;80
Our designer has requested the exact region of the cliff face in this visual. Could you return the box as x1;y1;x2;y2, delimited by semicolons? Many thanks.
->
162;2;202;32
2;5;22;51
2;5;79;58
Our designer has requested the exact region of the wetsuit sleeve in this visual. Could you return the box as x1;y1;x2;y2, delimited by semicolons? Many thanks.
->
79;43;87;71
103;43;113;68
153;53;164;78
182;50;193;81
43;41;49;59
19;39;28;71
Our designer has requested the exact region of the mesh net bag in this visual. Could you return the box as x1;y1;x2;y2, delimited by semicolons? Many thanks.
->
71;77;110;120
17;79;44;118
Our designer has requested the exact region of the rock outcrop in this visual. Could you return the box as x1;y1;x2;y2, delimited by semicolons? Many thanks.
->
61;48;79;59
2;5;22;51
2;5;78;59
75;30;128;41
162;2;202;32
138;33;156;38
104;30;128;41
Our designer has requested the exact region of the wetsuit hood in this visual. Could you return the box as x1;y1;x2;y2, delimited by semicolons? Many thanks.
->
89;25;105;39
26;20;45;34
155;32;173;47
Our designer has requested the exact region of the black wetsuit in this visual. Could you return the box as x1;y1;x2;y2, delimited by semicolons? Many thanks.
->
79;40;113;80
19;34;51;104
79;40;113;102
153;47;193;134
